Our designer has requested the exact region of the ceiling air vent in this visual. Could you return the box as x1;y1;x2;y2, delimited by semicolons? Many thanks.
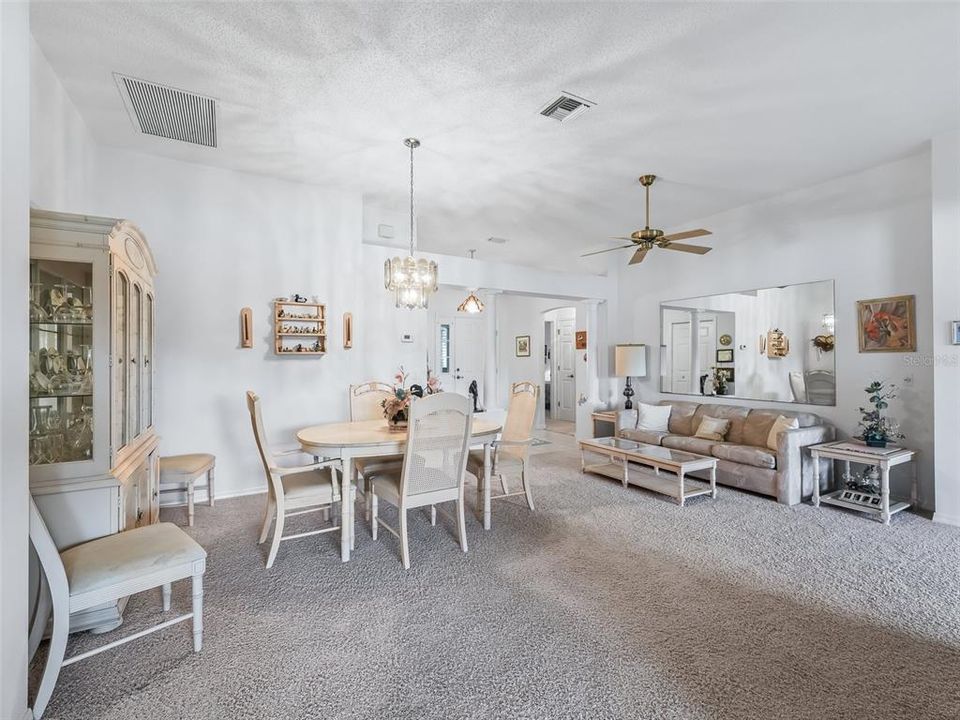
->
539;91;595;122
115;74;217;147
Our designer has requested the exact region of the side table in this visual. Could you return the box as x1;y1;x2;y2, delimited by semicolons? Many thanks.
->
809;441;916;524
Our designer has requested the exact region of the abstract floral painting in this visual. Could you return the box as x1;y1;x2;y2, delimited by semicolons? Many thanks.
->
856;295;916;352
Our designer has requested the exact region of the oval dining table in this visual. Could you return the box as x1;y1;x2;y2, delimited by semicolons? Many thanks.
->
297;418;503;562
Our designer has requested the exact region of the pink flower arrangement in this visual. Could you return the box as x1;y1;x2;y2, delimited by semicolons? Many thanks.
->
381;366;442;424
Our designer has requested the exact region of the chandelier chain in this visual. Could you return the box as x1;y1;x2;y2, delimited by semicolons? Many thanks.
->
409;141;415;256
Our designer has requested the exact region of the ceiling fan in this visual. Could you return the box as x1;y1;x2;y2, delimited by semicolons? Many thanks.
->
582;175;713;265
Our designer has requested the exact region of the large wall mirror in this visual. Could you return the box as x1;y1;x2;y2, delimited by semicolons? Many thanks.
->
660;280;836;405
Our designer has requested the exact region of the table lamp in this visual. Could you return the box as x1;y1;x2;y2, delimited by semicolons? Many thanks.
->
615;344;647;410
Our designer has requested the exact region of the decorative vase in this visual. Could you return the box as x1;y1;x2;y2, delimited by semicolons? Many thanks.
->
387;410;408;432
864;433;887;448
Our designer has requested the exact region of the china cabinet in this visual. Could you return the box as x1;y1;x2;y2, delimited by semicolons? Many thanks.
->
29;209;159;632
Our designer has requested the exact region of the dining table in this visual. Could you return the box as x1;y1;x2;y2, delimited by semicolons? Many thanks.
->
296;417;503;562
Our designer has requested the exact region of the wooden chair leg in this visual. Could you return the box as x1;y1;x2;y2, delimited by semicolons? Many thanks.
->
430;505;437;526
28;573;51;662
207;467;215;507
456;498;468;553
522;466;535;511
161;583;171;612
371;492;379;540
191;574;204;652
399;508;410;570
258;496;275;544
265;509;285;569
499;473;509;495
187;481;195;528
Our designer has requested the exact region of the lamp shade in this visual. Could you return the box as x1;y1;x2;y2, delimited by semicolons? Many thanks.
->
615;344;647;378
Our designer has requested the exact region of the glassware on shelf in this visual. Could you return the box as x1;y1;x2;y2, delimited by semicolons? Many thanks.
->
30;283;49;321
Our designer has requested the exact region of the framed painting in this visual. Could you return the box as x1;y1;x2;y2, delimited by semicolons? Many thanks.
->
856;295;916;352
575;330;587;350
716;348;734;363
515;335;531;357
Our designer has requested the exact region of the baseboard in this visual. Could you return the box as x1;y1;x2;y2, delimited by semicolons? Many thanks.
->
159;484;265;508
933;511;960;527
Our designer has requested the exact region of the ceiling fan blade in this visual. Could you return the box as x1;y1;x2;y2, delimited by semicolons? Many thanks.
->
660;228;712;242
581;244;635;258
610;236;638;241
661;242;712;255
628;248;649;265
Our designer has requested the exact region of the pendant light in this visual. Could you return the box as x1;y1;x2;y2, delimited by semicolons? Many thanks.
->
457;249;485;314
384;138;438;309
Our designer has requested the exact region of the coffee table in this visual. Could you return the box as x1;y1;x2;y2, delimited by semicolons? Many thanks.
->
579;436;717;506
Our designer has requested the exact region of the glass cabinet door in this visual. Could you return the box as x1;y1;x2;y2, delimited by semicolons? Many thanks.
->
115;271;129;449
144;293;154;429
129;283;142;440
29;260;94;466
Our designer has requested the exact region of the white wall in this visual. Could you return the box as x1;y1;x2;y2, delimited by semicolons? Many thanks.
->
932;129;960;526
1;5;31;719
618;153;935;509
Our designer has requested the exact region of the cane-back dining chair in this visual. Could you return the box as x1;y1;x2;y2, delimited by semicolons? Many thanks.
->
366;392;473;569
349;381;404;518
246;391;342;568
29;496;206;719
467;381;539;511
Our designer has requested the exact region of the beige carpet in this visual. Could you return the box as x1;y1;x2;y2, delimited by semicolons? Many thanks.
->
34;446;960;719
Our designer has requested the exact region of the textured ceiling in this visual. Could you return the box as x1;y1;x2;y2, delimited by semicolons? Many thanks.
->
31;1;960;273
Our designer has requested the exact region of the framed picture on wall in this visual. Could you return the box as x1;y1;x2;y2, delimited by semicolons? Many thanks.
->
856;294;917;352
575;330;587;350
716;348;734;363
952;321;960;345
516;335;531;357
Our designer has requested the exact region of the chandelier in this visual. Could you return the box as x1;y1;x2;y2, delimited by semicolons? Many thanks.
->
384;138;438;309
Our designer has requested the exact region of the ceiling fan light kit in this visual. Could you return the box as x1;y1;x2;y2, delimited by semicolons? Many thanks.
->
582;174;714;265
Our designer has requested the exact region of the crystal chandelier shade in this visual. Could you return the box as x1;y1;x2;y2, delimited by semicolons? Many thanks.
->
457;290;484;314
384;138;438;310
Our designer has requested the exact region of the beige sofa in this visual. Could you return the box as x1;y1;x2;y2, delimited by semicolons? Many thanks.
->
616;400;834;505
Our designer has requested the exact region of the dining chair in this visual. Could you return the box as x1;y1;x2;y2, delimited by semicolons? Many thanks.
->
28;496;206;719
158;453;215;527
467;381;539;511
349;381;404;519
366;392;473;569
246;391;343;568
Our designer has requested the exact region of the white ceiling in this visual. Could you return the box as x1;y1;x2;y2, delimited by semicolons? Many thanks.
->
31;1;960;273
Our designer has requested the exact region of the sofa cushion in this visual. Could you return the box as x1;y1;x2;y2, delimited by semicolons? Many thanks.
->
620;429;669;446
662;435;717;456
743;409;819;448
616;409;639;433
712;443;777;470
691;404;751;445
694;416;731;442
637;402;671;431
766;415;800;451
659;401;701;436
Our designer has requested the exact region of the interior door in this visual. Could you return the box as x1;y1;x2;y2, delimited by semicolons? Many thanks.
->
671;321;691;393
698;317;716;389
452;317;484;401
555;315;575;421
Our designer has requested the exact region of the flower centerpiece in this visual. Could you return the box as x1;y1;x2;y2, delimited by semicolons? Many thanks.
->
711;366;729;396
382;366;442;430
856;380;905;448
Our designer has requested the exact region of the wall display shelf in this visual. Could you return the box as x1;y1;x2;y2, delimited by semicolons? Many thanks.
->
274;300;326;354
29;209;160;633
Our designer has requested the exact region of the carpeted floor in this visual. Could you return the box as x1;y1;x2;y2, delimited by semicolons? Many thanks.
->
35;445;960;720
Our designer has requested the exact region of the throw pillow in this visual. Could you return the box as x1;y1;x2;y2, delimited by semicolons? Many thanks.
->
637;402;671;431
766;415;800;451
694;416;731;442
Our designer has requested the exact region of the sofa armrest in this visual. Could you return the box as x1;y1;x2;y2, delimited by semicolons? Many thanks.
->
776;425;836;505
615;409;638;435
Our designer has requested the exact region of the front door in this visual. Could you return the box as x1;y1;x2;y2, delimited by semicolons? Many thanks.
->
452;317;484;402
555;315;576;421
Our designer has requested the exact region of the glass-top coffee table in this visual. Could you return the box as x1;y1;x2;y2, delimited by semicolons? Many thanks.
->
579;436;718;506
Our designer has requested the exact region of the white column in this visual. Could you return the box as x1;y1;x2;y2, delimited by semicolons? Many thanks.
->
689;310;701;394
482;290;500;411
933;129;960;525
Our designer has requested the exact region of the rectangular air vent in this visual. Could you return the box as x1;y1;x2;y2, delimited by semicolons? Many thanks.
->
115;74;217;147
539;91;595;122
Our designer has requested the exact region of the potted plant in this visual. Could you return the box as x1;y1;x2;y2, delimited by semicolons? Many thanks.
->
381;366;442;430
856;380;904;448
711;366;729;396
